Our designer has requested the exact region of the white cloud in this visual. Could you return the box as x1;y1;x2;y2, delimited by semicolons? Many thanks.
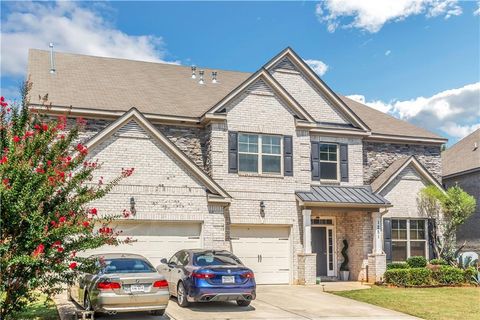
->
316;0;462;33
1;1;176;77
474;1;480;16
347;82;480;140
305;59;329;76
385;50;391;56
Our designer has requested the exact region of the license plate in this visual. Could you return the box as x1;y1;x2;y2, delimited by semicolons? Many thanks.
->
222;276;235;284
130;284;145;293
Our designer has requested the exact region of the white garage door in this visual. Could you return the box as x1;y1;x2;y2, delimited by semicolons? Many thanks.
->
85;221;202;265
231;225;290;284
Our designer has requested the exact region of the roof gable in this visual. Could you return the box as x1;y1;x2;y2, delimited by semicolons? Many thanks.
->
371;156;443;193
263;47;370;132
84;108;231;201
442;129;480;177
205;69;316;122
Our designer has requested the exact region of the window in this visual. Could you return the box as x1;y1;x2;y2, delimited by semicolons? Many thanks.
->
319;143;338;181
193;251;242;266
238;133;282;174
391;219;427;261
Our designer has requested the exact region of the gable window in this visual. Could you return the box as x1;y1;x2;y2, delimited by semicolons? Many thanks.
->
238;133;282;174
391;219;427;261
319;143;338;181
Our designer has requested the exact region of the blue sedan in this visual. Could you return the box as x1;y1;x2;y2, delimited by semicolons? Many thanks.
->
157;249;256;307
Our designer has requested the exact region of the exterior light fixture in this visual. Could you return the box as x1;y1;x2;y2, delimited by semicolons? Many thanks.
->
130;197;136;216
260;201;265;217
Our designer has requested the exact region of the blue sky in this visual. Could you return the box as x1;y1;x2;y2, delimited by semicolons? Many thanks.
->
1;1;479;145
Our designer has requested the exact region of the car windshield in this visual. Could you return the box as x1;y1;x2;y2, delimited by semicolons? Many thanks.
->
193;252;242;267
103;258;156;274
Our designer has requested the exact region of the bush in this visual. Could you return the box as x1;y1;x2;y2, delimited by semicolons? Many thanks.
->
432;266;465;285
429;258;447;265
385;269;410;286
409;268;432;286
387;262;409;270
464;267;478;284
407;256;427;268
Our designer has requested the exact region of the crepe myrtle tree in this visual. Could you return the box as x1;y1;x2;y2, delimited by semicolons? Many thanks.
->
418;185;476;264
0;83;135;318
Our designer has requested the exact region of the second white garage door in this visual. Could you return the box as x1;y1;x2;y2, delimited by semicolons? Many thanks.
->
230;225;291;284
85;221;202;265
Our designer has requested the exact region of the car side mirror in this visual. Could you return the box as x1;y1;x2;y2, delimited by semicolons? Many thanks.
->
160;258;168;264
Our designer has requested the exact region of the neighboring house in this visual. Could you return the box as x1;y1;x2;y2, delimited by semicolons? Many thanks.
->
442;129;480;253
26;47;447;284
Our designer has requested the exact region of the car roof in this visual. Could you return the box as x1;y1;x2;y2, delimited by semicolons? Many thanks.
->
89;253;148;260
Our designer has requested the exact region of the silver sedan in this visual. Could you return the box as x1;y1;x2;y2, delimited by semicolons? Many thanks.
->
68;253;169;316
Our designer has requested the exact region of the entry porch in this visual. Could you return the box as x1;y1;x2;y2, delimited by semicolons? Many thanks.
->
296;185;392;284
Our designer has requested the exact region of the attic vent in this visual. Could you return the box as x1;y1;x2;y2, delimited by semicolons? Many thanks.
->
49;42;56;74
191;65;196;79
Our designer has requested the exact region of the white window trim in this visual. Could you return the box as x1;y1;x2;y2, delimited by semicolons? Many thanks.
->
391;219;428;262
238;133;283;175
311;216;337;277
319;143;340;182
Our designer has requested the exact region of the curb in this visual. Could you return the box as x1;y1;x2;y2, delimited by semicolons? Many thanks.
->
53;292;79;320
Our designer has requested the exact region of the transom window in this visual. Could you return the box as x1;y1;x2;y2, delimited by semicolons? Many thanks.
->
238;133;282;174
319;143;338;181
392;219;427;262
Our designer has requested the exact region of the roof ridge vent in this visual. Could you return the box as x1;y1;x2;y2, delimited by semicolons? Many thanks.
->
191;65;196;79
49;42;56;74
198;70;205;85
211;71;218;84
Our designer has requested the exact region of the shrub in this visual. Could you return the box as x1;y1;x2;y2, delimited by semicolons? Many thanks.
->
385;269;410;286
464;267;478;284
429;258;447;265
387;262;409;270
432;266;465;285
409;268;432;286
407;256;427;268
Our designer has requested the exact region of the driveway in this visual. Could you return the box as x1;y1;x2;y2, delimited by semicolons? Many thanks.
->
91;285;418;320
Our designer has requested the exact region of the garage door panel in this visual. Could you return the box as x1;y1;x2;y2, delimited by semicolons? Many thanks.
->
231;226;290;285
84;221;201;265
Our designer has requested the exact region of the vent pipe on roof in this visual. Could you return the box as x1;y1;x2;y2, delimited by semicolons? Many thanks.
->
211;71;218;84
191;65;196;79
198;70;205;85
49;43;56;74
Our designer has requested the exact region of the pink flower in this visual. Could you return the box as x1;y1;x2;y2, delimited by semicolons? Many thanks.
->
69;262;77;269
0;156;7;164
82;221;90;228
89;208;98;215
13;136;20;143
59;216;66;223
0;96;8;108
32;244;45;257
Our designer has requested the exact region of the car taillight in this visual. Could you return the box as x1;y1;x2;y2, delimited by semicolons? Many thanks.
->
241;271;254;279
153;280;169;288
192;272;215;279
97;281;121;290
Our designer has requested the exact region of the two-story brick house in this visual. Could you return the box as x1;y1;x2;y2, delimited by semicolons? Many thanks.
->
27;47;447;284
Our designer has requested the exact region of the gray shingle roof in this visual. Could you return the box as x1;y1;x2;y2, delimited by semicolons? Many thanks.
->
296;185;390;207
27;49;445;141
442;129;480;177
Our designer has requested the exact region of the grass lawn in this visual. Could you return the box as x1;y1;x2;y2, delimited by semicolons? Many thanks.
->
14;292;59;320
333;285;480;320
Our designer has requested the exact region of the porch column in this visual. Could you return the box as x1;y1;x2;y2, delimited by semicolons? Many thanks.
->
303;209;312;253
372;211;383;254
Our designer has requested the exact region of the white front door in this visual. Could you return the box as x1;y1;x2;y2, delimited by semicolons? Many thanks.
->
85;221;202;265
230;225;291;284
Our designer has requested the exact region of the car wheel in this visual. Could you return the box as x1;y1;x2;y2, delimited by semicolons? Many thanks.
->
176;282;189;307
150;309;165;316
237;300;251;307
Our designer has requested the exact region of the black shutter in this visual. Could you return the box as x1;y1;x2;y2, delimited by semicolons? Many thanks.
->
228;131;238;173
283;135;293;176
383;218;392;263
428;219;437;260
311;141;320;180
340;143;349;182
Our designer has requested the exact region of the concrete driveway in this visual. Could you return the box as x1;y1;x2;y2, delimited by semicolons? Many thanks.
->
92;285;418;320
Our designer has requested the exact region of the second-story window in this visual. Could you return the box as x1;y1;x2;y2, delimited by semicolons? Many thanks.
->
238;133;282;174
319;143;338;181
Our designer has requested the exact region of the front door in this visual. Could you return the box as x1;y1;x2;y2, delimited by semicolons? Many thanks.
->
312;227;327;276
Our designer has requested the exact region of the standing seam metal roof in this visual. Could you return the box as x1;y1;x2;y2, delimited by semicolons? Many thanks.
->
296;185;390;206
